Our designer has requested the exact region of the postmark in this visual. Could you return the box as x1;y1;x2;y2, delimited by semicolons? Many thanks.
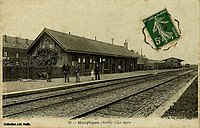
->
143;8;180;50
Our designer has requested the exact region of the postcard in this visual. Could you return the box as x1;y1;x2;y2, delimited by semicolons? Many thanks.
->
0;0;199;128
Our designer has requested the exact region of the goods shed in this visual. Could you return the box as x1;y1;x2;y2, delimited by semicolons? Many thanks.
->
163;57;184;69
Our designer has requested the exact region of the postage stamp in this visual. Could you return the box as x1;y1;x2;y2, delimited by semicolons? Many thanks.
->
143;8;180;49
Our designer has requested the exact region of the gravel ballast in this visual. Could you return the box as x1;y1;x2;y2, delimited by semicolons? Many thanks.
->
162;78;198;119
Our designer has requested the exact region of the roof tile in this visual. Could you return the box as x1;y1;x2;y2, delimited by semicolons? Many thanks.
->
3;35;33;49
45;28;138;58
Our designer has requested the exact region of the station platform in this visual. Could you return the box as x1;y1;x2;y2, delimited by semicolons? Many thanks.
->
3;69;180;94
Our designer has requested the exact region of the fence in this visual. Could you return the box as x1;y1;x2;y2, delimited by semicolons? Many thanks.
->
3;66;63;81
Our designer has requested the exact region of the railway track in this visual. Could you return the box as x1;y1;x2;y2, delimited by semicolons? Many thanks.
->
71;69;197;119
3;69;196;118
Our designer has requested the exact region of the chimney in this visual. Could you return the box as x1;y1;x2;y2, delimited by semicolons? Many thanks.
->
25;39;29;45
111;38;114;44
15;37;19;44
124;40;128;50
3;35;7;43
69;32;71;35
95;36;96;40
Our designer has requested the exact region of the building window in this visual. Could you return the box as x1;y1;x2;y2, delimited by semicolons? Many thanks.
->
85;56;90;70
72;61;75;66
72;56;78;61
44;38;54;48
45;39;50;45
83;58;85;63
90;58;93;63
72;55;78;66
16;53;19;58
78;58;81;63
4;51;8;57
119;59;123;68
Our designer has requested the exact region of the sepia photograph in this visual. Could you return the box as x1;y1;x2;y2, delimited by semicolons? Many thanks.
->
0;0;199;128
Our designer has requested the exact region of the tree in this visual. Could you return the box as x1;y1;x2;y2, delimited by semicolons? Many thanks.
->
31;47;59;80
33;47;59;67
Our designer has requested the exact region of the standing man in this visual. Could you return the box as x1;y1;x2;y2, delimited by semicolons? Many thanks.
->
46;65;52;82
62;62;70;82
74;63;80;82
95;63;100;80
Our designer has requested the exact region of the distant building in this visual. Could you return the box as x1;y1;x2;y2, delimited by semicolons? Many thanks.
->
163;57;184;69
26;28;138;76
146;59;165;70
137;54;148;70
2;35;33;66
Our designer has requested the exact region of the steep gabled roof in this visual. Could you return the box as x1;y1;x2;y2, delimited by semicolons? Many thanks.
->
3;35;33;49
27;28;138;58
163;57;184;62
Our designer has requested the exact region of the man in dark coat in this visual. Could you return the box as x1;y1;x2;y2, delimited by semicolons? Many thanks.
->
46;65;52;82
94;63;100;80
62;62;70;82
74;63;80;82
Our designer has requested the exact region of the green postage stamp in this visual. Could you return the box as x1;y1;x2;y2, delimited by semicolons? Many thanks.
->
143;8;180;49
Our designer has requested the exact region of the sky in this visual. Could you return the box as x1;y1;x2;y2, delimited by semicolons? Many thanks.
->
0;0;199;64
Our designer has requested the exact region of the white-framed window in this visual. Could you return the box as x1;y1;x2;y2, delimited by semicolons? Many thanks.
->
83;58;85;63
90;58;93;63
72;61;75;66
16;53;19;58
78;58;81;63
4;51;8;57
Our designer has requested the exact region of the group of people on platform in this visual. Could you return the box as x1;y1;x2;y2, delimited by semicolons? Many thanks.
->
5;60;100;82
61;61;100;83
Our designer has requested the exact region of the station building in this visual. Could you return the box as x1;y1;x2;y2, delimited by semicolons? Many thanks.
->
26;28;138;76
